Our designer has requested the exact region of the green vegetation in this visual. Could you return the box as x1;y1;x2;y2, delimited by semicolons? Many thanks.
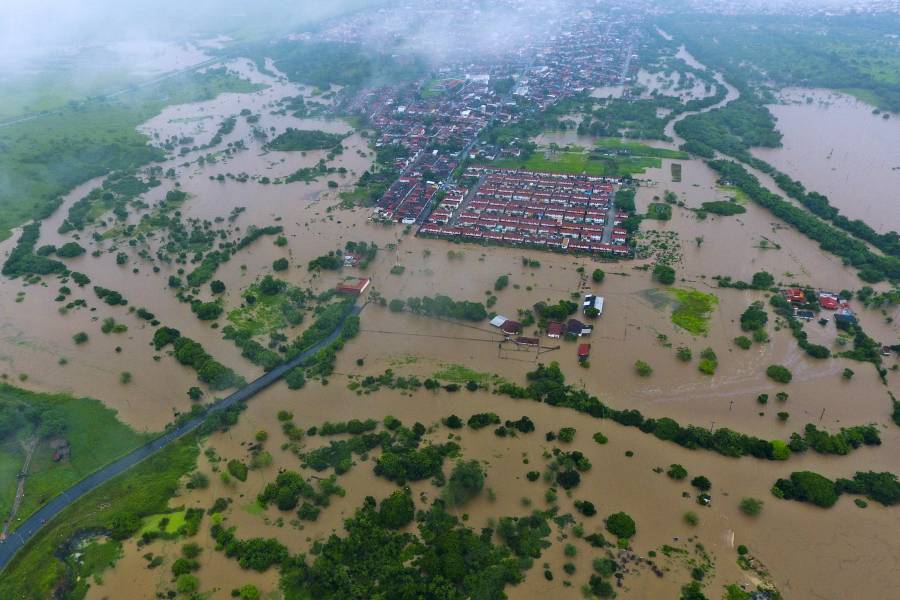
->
708;160;900;283
646;203;672;220
668;288;718;335
653;264;676;285
766;365;793;384
0;67;262;242
699;200;746;216
153;327;245;391
266;128;346;152
605;511;636;539
634;360;653;377
496;362;877;462
739;497;764;516
400;295;487;322
489;146;664;177
443;460;485;506
0;384;150;524
0;436;198;599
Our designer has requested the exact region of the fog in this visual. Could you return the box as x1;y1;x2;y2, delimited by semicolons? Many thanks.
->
0;0;369;69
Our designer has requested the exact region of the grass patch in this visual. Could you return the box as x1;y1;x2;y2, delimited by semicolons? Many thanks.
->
433;364;502;385
69;538;122;595
668;288;718;335
0;436;199;600
594;137;689;159
0;384;152;528
0;440;24;519
487;147;661;177
242;500;266;516
137;510;187;536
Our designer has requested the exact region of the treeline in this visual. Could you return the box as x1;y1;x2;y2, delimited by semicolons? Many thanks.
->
773;470;899;508
185;225;282;287
266;128;345;152
153;327;244;391
495;362;879;461
2;222;66;277
708;159;900;282
769;169;900;259
674;97;782;162
391;295;487;322
59;172;156;233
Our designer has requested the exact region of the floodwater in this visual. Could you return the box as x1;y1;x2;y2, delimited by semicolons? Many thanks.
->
752;88;900;234
3;41;900;600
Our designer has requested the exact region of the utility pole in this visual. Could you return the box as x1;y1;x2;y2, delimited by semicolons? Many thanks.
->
819;408;826;422
729;399;734;412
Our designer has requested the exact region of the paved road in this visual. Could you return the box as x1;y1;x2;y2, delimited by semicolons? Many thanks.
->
0;303;363;571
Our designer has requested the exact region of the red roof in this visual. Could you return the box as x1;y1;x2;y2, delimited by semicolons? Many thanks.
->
578;343;591;357
336;278;370;295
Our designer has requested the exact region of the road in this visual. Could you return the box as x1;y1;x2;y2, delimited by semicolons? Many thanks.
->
0;303;363;572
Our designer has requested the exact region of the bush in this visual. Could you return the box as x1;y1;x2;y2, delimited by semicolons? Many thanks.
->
734;336;752;350
691;475;711;491
772;471;839;508
494;275;509;291
667;464;687;480
605;512;636;539
592;432;608;445
676;346;692;361
653;264;676;285
211;280;226;294
574;500;596;517
739;497;764;516
389;299;405;312
227;459;249;482
444;415;463;429
444;460;485;506
592;269;605;283
558;427;576;443
72;331;89;344
272;258;289;271
766;364;792;384
634;360;652;377
683;511;699;526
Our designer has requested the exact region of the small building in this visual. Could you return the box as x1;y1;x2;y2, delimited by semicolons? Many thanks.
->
490;315;509;328
833;311;858;328
566;318;593;337
336;278;370;295
583;294;604;316
786;288;807;304
577;343;591;362
794;309;815;321
514;336;539;347
546;321;564;338
818;294;839;310
500;320;522;335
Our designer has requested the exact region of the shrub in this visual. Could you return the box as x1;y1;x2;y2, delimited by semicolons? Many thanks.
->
842;368;854;380
634;360;652;377
211;280;226;294
592;432;608;445
667;464;687;480
444;460;485;506
592;269;605;283
227;459;248;482
653;264;675;285
494;275;509;291
683;511;699;526
388;299;405;312
691;475;711;491
574;500;596;517
73;331;89;344
605;512;636;539
739;497;764;516
734;336;752;350
272;258;289;271
766;364;792;384
558;427;576;443
676;346;692;361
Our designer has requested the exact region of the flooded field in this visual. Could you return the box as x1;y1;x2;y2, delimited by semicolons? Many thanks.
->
2;41;899;600
752;88;900;234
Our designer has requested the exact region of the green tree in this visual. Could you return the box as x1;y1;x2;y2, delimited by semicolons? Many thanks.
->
739;497;764;516
605;512;636;539
379;488;415;528
653;264;676;285
444;460;485;506
592;268;605;283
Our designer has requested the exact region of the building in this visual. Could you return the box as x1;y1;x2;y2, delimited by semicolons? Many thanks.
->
786;288;807;304
546;321;564;338
566;318;593;337
514;336;539;347
578;343;591;362
500;320;522;335
583;294;604;316
336;278;370;295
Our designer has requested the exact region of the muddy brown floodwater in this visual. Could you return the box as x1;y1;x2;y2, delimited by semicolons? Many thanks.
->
752;88;900;234
2;46;899;600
